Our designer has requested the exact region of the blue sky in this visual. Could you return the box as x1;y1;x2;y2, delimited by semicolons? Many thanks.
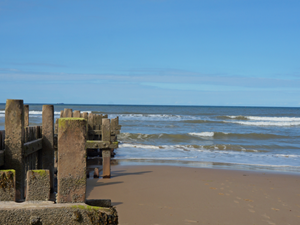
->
0;0;299;106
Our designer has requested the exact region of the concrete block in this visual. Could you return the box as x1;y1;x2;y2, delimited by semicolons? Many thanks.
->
57;118;87;203
0;170;16;201
26;170;50;201
86;199;111;207
0;202;118;225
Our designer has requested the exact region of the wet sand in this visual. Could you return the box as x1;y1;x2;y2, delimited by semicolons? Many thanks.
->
87;165;300;225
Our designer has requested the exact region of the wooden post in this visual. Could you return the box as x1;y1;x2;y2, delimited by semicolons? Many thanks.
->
57;118;87;203
24;105;29;127
63;108;73;117
88;113;95;140
4;99;25;200
73;110;81;118
102;118;111;178
60;110;64;118
81;112;88;120
42;105;54;192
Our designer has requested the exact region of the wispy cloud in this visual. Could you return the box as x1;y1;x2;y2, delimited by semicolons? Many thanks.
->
1;68;299;91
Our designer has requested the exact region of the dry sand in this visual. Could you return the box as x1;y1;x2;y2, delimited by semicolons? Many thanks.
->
87;165;300;225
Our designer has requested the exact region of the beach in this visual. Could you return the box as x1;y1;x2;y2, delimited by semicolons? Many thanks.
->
87;165;300;225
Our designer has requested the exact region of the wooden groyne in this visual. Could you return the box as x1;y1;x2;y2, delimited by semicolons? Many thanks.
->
0;99;120;224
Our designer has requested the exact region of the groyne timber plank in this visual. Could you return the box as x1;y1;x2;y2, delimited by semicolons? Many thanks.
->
23;138;42;157
0;150;4;167
85;141;118;149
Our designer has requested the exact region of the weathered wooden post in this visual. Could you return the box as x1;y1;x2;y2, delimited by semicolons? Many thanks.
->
63;108;73;117
42;105;54;192
57;118;87;203
88;113;95;140
102;118;111;178
24;104;29;127
73;110;81;118
4;99;25;200
81;112;88;120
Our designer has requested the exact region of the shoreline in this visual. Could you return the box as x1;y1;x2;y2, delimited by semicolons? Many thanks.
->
87;164;300;225
88;157;300;175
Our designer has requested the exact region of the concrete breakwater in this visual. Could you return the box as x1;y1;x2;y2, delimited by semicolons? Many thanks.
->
0;99;121;224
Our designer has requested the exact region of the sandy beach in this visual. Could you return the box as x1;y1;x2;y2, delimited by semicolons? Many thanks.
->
86;165;300;225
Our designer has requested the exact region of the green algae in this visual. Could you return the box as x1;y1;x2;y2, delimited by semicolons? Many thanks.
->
58;118;87;130
31;170;48;177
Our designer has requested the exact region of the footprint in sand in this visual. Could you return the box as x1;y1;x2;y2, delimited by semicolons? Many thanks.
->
248;209;255;213
248;204;254;208
272;208;280;211
236;197;241;200
234;200;239;204
262;214;271;219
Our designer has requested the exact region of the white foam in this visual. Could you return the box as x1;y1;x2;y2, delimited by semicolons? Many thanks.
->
231;121;300;126
115;114;196;121
119;143;161;149
228;115;300;122
189;132;214;137
247;116;300;122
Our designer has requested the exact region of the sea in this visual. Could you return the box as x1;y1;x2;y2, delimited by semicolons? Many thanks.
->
1;104;300;173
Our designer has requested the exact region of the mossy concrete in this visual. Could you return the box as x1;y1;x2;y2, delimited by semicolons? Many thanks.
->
57;119;87;203
0;202;118;225
26;170;50;201
0;170;16;201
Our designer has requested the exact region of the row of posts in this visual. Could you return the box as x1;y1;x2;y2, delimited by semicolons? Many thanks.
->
3;100;54;200
1;99;116;203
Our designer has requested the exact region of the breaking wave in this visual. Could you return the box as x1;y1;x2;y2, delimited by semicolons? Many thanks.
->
119;143;265;153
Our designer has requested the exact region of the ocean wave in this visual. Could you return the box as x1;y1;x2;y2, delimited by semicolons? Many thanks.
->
119;132;286;142
181;119;224;124
119;143;162;149
189;132;215;137
189;132;286;139
221;115;300;122
119;142;266;153
217;115;249;120
230;121;300;127
114;113;197;121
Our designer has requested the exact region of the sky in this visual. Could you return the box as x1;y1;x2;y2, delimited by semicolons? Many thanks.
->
0;0;299;107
